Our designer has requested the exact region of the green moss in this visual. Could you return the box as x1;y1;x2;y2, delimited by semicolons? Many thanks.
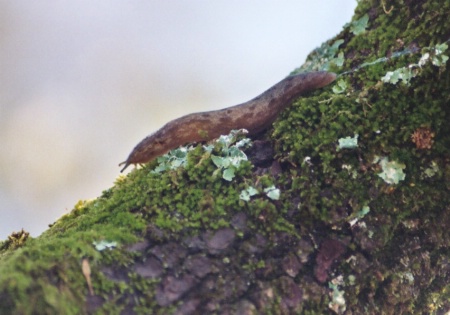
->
270;1;450;312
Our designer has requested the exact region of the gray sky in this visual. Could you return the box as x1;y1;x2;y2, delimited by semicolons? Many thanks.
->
0;1;356;239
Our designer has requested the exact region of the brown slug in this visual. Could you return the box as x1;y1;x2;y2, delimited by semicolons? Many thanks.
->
119;71;336;172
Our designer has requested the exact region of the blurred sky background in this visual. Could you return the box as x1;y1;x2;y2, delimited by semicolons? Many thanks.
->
0;1;356;239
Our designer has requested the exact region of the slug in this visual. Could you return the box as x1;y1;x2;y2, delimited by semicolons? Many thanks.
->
120;71;336;172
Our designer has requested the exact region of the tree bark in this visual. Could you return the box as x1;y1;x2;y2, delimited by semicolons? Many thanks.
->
1;1;449;314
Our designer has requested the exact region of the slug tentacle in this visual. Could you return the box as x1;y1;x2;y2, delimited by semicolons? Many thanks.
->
120;71;336;172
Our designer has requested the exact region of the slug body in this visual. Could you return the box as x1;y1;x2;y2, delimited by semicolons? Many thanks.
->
120;71;336;172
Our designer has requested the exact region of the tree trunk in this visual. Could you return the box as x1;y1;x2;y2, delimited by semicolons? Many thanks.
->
1;1;449;314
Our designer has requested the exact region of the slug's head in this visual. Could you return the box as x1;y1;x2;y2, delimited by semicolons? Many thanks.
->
119;160;133;173
119;134;169;172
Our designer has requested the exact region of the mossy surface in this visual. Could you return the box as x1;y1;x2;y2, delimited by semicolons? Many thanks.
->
1;1;450;314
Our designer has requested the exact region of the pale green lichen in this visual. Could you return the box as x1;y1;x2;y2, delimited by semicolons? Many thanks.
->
294;39;345;72
349;205;370;227
92;240;118;251
263;185;280;201
337;134;358;149
152;129;252;181
423;42;449;67
239;185;280;201
332;79;348;94
209;129;252;181
350;14;369;35
374;156;406;185
150;129;252;181
328;276;346;314
381;42;448;85
421;160;439;179
381;67;416;85
151;147;193;174
239;186;259;201
356;206;370;219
